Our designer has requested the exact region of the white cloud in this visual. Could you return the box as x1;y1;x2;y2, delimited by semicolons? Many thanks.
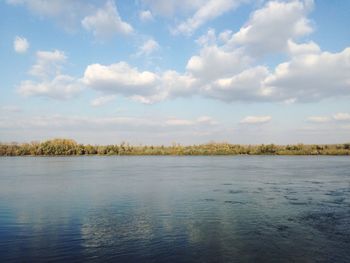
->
83;62;197;104
174;0;245;35
90;95;116;107
142;0;246;35
160;70;197;98
129;70;197;104
196;28;217;46
136;39;159;56
81;0;133;39
141;0;207;17
79;43;350;104
165;116;216;126
13;36;29;53
83;62;159;96
196;116;217;125
13;1;350;105
17;49;82;99
165;118;194;126
186;45;251;82
240;115;272;124
230;0;314;56
264;47;350;102
18;75;82;99
139;10;154;22
29;49;67;78
1;105;22;113
333;113;350;121
287;40;320;56
6;0;94;31
307;116;331;123
204;66;270;102
0;114;217;133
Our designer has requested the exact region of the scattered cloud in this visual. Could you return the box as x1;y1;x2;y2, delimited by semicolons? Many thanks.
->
18;49;82;99
204;66;270;102
6;0;94;31
83;62;159;96
90;95;116;107
18;75;82;99
82;62;197;104
81;0;133;39
264;47;350;102
1;105;22;113
141;0;207;17
287;40;320;56
240;115;272;124
0;114;217;132
173;0;245;35
333;113;350;121
186;45;251;82
139;10;154;22
165;116;216;126
29;49;67;78
9;0;350;106
307;116;331;123
230;0;314;56
136;39;160;56
142;0;246;35
13;36;29;53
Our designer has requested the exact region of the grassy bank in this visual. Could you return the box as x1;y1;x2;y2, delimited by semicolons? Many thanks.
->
1;139;350;156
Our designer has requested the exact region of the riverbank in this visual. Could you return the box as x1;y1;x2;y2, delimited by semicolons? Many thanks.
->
1;139;350;156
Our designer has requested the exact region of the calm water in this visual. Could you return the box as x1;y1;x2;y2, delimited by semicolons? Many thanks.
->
0;156;349;262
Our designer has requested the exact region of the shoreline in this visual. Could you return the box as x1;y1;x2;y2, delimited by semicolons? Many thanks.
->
1;139;350;156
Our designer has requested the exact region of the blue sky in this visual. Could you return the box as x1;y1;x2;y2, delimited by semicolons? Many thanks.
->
0;0;349;145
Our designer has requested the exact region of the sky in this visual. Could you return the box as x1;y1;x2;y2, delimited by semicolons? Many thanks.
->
0;0;349;145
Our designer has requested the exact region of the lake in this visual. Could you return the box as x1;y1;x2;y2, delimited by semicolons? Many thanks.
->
0;156;349;262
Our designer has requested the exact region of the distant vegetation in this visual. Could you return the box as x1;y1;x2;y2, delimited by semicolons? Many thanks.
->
1;139;350;156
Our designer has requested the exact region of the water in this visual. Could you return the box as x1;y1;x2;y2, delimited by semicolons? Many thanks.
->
0;156;349;262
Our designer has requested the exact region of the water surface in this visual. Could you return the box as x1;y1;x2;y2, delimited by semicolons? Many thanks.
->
0;156;349;262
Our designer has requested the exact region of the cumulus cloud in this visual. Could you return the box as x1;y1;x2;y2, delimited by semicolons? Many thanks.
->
287;40;320;56
204;66;270;102
90;95;116;107
6;0;93;31
264;47;350;102
240;115;272;124
165;116;216;126
230;0;314;56
139;10;154;22
136;39;159;56
18;75;82;99
0;114;217;133
83;62;159;96
174;0;245;35
307;116;331;123
29;49;67;78
13;36;29;53
186;45;251;82
79;43;350;104
141;0;207;17
17;49;82;99
81;0;133;39
83;62;197;104
1;105;22;113
333;113;350;121
12;0;350;105
305;113;350;123
142;0;246;35
160;70;197;98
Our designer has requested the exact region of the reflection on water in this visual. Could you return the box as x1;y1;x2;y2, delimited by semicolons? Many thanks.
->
0;156;350;262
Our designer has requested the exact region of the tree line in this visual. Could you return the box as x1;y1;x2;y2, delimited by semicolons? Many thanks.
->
1;139;350;156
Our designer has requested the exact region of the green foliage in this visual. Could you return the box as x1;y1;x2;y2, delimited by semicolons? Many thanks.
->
0;138;350;156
